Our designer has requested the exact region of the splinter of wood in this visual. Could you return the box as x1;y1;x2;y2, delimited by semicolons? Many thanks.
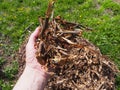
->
40;0;56;39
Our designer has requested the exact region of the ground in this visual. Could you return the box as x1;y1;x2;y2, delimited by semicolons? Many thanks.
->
114;0;120;3
0;0;120;90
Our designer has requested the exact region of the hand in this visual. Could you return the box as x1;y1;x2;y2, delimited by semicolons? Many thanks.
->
26;26;49;76
13;27;49;90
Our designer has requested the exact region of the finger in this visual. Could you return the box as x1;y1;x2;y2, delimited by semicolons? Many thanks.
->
28;26;41;46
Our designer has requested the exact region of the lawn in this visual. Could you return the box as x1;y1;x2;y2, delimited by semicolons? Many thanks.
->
0;0;120;90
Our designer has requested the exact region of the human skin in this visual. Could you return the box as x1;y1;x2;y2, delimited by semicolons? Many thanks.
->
13;27;49;90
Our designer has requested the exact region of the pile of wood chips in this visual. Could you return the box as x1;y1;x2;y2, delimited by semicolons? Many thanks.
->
18;1;119;90
41;16;118;90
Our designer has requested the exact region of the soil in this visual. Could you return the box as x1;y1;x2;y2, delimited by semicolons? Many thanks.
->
114;0;120;3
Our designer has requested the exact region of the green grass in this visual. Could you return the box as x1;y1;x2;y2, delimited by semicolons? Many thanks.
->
0;0;120;89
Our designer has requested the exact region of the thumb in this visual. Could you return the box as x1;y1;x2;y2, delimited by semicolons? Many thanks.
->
28;26;41;47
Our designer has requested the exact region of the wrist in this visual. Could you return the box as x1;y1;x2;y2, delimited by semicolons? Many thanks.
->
13;65;49;90
25;57;49;78
25;65;49;79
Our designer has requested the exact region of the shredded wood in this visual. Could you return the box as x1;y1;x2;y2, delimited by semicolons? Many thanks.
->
18;0;119;90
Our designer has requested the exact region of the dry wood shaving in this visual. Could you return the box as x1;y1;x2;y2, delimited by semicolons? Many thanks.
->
18;0;119;90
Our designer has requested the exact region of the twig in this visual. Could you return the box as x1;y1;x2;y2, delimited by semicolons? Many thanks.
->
39;17;44;27
56;46;67;51
59;50;68;56
25;23;34;32
40;0;56;39
71;80;80;89
62;37;76;45
58;30;82;34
